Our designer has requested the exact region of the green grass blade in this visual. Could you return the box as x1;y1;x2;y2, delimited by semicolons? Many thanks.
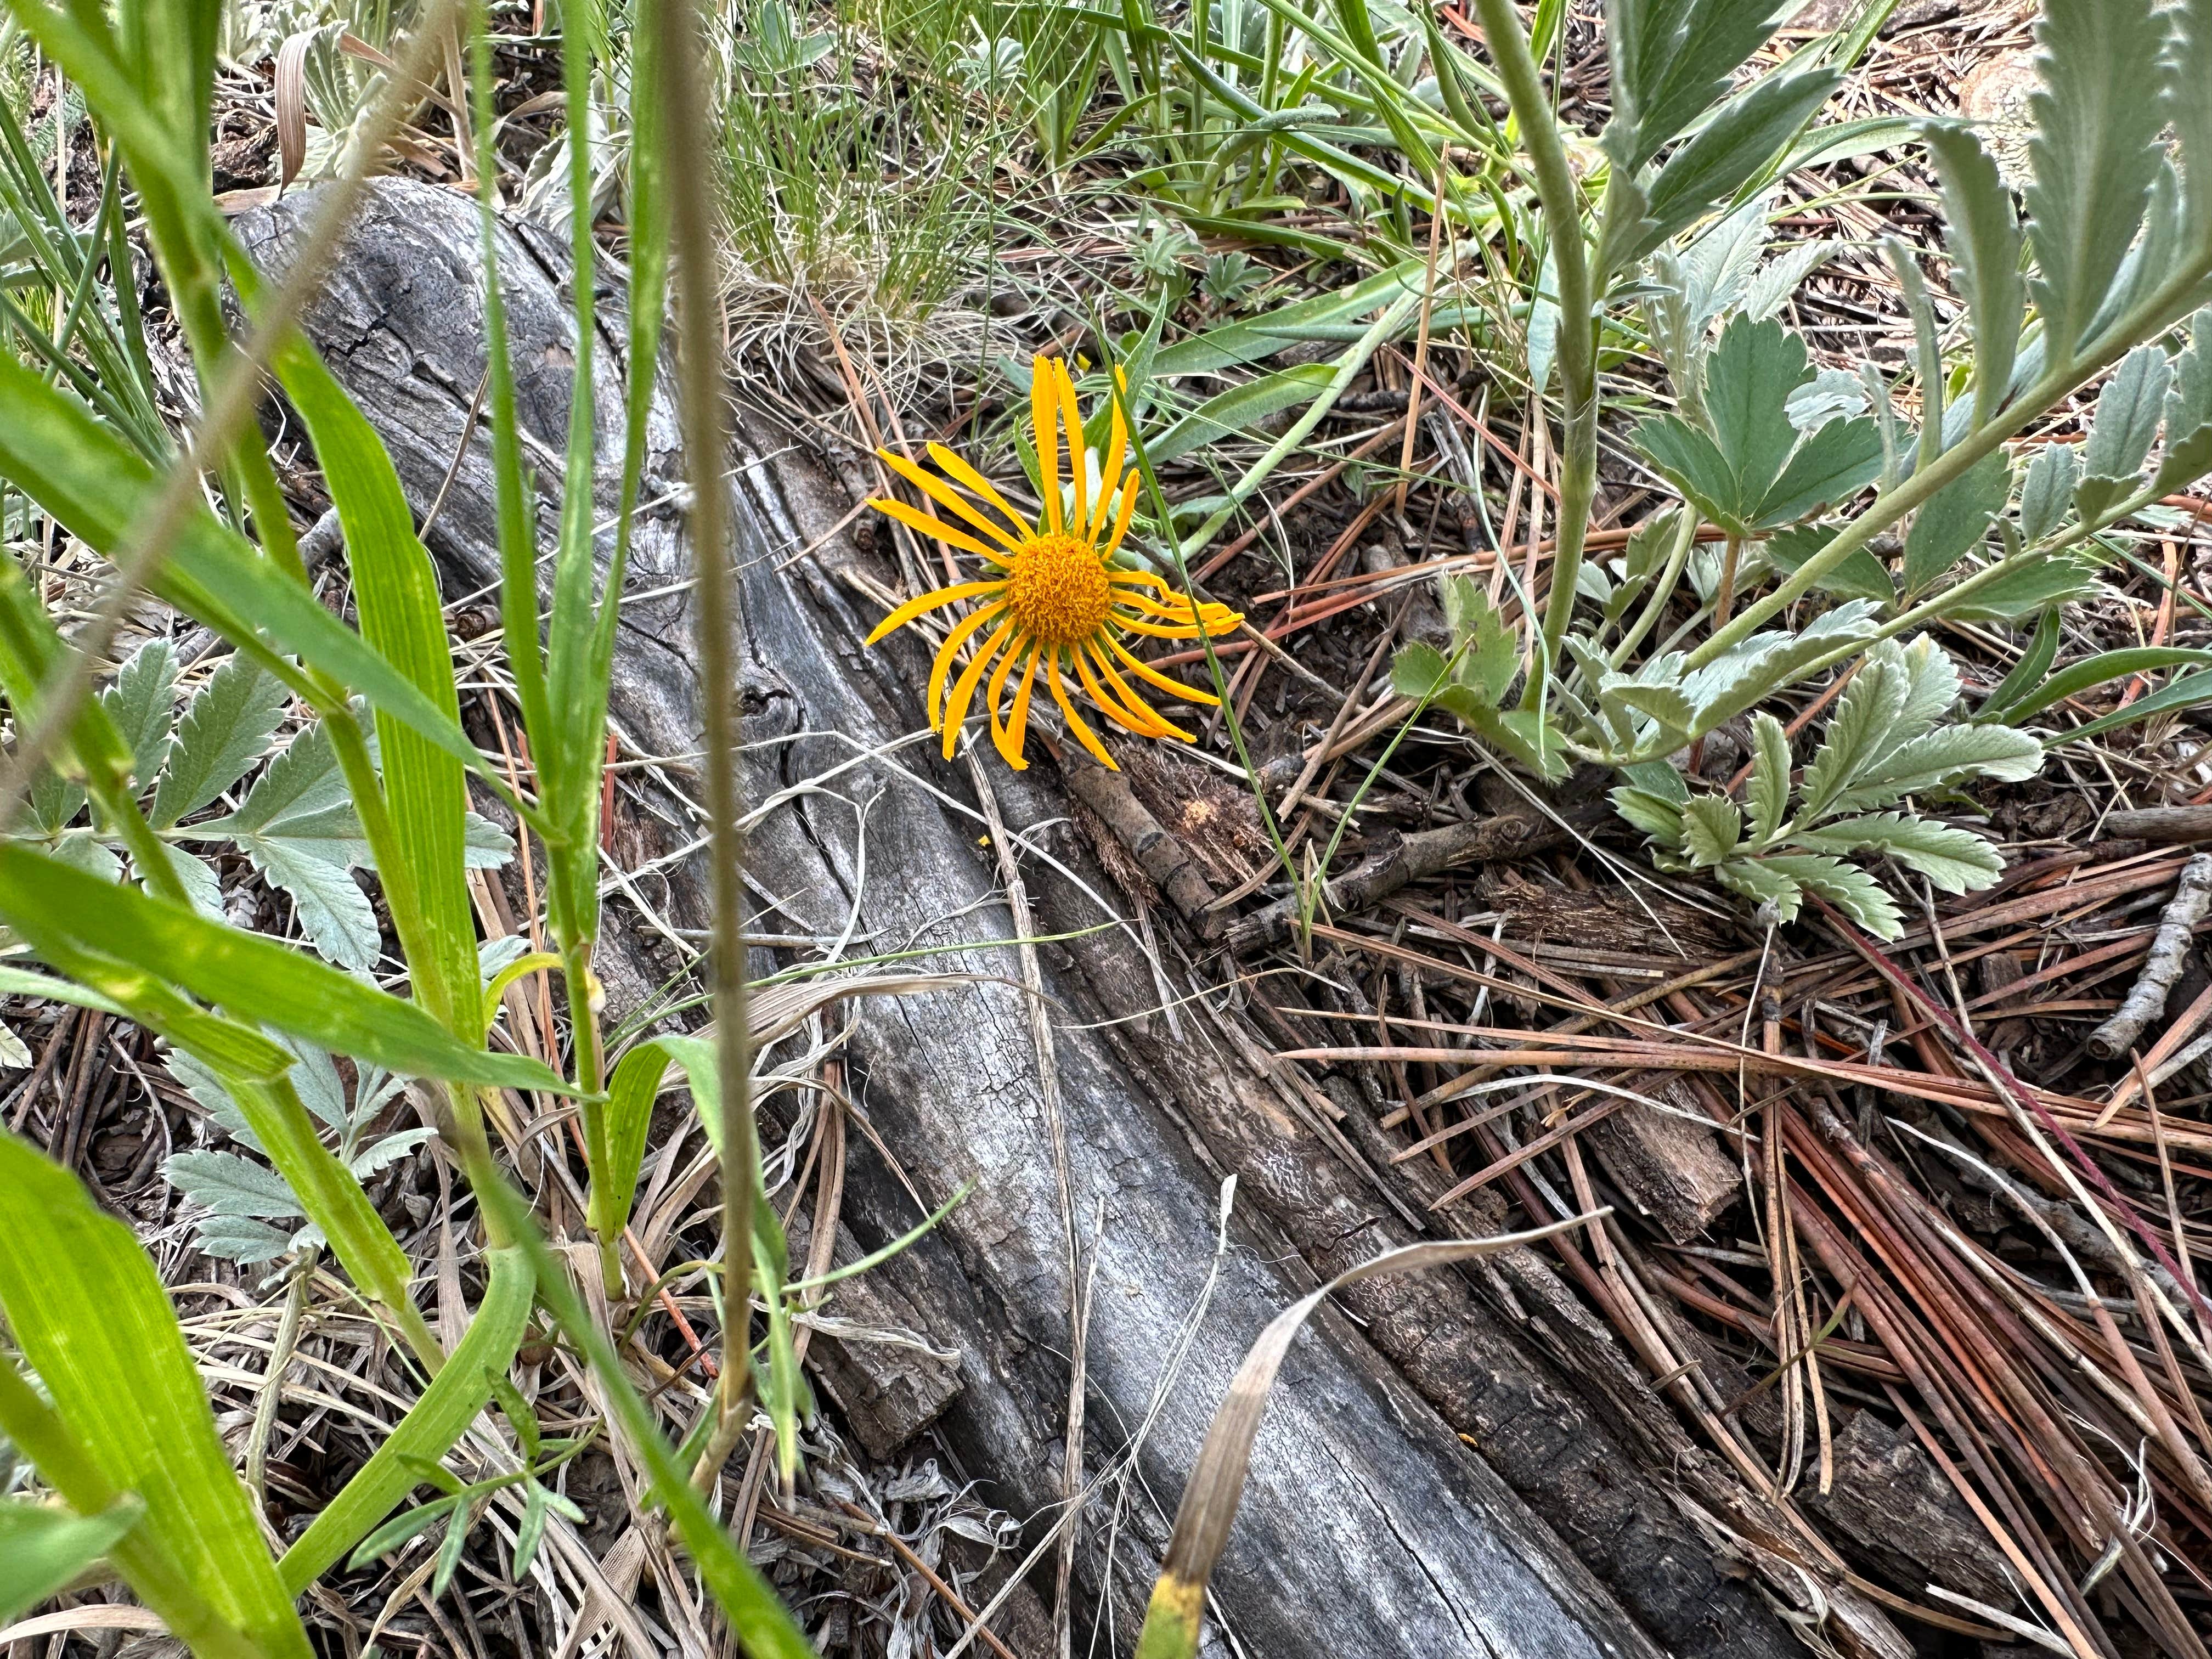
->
278;1246;533;1592
477;1180;812;1659
259;329;478;1035
0;843;572;1094
0;1494;144;1622
0;1131;312;1659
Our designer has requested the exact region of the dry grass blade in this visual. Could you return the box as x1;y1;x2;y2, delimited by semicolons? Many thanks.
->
1132;1214;1604;1659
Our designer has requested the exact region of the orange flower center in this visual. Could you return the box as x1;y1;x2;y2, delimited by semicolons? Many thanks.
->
1005;533;1113;649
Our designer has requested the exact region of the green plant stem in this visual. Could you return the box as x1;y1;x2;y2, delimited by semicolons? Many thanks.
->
1690;255;2212;670
1606;506;1699;669
658;0;759;1485
1469;0;1594;695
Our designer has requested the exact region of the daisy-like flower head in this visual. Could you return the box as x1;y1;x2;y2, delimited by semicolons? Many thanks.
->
864;355;1243;772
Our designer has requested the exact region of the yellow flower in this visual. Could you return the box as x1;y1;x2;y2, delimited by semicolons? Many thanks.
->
864;355;1242;772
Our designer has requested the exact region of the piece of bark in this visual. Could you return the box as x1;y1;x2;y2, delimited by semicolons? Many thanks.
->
1805;1410;2014;1606
1225;802;1608;953
2098;805;2212;845
783;1209;964;1461
1585;1080;1741;1243
1056;746;1218;932
2088;853;2212;1058
242;179;1675;1659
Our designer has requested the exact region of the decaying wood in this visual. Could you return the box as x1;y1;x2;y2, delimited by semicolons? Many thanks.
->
1585;1080;1741;1244
2088;853;2212;1058
2096;804;2212;844
1055;747;1219;932
1224;800;1608;953
240;178;1727;1659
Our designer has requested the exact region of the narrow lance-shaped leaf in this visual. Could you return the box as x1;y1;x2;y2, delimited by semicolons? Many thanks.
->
1923;122;2022;427
0;1130;314;1658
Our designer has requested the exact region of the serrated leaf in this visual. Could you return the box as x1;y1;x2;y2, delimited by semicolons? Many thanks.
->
1747;713;1790;845
2024;0;2174;362
2166;309;2212;436
248;840;381;973
1924;122;2023;426
130;842;222;918
1744;240;1835;323
22;768;84;837
2019;444;2079;542
2082;344;2174;484
1634;414;1748;532
1611;784;1688;851
100;638;177;793
1713;855;1805;923
163;1150;304;1221
462;812;515;868
1679;602;1884;737
1762;524;1893;604
1611;0;1793;171
1937;555;2099;622
1799;642;1910;821
1754;416;1883;527
1836;724;2043;809
212;718;352;836
1793;812;2003;893
1704;315;1810;510
190;1215;300;1265
1903;451;2011;594
1601;678;1696;740
1437;578;1520;704
150;655;287;829
47;834;121;883
349;1127;437;1180
2150;424;2212;499
1883;637;1963;748
1764;854;1904;937
1392;640;1454;702
1640;67;1843;255
1680;796;1743;867
1784;368;1868;434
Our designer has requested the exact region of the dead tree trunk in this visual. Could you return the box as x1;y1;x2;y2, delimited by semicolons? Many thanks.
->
238;179;1837;1659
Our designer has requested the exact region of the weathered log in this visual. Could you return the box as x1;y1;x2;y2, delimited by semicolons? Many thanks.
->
239;178;1809;1658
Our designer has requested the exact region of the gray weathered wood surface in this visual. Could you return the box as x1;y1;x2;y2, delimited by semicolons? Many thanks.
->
239;178;1833;1659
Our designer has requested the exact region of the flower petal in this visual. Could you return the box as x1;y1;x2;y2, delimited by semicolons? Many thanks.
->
879;450;1025;554
996;646;1042;770
1109;636;1221;706
1049;651;1118;769
871;496;1008;564
931;603;1009;731
1092;370;1129;545
927;442;1035;542
1056;360;1087;545
1084;642;1193;740
866;579;1005;646
1032;356;1062;535
984;631;1029;761
943;617;1017;759
1098;475;1141;563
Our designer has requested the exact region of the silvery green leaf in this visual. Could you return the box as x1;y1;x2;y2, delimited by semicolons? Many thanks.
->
1902;450;2011;594
2177;1;2212;228
462;812;515;870
1799;642;1910;821
1635;415;1747;532
1681;797;1743;868
1610;784;1687;852
1938;555;2098;622
2024;0;2174;361
0;1021;27;1069
350;1127;438;1180
2018;444;2079;542
1641;67;1843;254
1679;601;1883;736
150;655;287;829
1762;524;1893;605
1792;812;2004;893
1600;675;1695;740
478;934;531;984
1883;637;1963;750
1754;416;1883;527
164;1150;303;1220
190;1215;298;1266
47;835;121;883
251;840;381;973
1679;193;1769;326
2151;425;2212;499
24;769;85;837
100;637;178;793
283;1040;349;1135
2082;345;2173;482
164;1049;260;1148
1743;240;1835;324
2166;308;2212;439
1835;724;2042;810
1747;712;1790;847
1784;369;1867;435
1762;854;1904;938
1703;315;1810;509
1923;123;2023;426
1713;856;1805;923
212;718;350;836
131;843;223;918
1611;0;1796;172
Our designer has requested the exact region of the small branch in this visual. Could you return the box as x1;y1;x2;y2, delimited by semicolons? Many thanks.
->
1057;747;1221;934
2089;854;2212;1060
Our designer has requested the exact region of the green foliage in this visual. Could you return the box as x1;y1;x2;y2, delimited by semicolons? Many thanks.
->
1610;639;2040;937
